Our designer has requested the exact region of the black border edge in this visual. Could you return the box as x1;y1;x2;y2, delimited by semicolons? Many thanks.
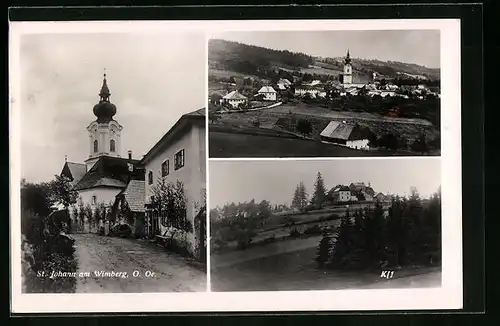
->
7;3;485;318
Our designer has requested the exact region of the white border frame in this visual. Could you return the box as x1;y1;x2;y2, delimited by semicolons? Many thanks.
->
10;19;462;313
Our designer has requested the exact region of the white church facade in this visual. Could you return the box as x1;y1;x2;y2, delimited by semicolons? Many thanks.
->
61;74;145;233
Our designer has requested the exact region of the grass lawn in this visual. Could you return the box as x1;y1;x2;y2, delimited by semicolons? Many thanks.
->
209;130;398;158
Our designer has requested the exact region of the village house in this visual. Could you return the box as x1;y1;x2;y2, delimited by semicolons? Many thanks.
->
320;121;371;150
349;182;376;202
257;86;277;101
375;192;391;202
276;78;292;90
328;185;352;203
294;84;320;97
222;90;247;108
141;108;206;258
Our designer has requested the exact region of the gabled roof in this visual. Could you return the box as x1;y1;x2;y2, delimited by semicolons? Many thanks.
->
140;108;206;165
61;162;87;184
74;156;143;191
320;121;369;141
116;179;145;213
258;86;277;93
223;90;247;100
278;78;291;85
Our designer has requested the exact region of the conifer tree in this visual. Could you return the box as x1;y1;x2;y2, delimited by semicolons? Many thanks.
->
331;209;354;268
386;196;406;266
316;233;332;268
406;187;424;263
291;184;301;210
298;181;308;210
311;172;327;209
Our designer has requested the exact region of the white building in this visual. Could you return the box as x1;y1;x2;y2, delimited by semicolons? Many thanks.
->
342;49;353;85
222;90;248;108
329;185;352;203
277;78;291;90
257;86;277;101
141;108;206;258
294;85;320;97
320;121;370;150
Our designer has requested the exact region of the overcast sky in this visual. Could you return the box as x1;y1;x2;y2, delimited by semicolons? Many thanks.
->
209;158;441;208
19;32;206;183
211;30;440;68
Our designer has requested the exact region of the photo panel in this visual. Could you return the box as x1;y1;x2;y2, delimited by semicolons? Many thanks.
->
11;24;209;302
209;158;443;292
208;30;441;158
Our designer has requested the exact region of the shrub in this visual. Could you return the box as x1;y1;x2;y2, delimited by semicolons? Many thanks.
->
289;228;301;238
304;225;323;235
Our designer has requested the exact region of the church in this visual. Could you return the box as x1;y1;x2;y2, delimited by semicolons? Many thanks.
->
340;49;368;88
60;74;145;230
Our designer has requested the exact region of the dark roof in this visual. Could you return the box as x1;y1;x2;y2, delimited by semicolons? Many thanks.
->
74;156;143;191
140;108;206;165
61;162;87;183
116;179;145;213
320;121;369;141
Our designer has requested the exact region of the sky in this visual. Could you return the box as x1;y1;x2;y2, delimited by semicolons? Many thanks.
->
211;30;440;68
209;158;441;207
18;32;206;183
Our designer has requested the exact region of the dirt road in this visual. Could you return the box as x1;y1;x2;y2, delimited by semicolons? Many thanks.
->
72;234;206;293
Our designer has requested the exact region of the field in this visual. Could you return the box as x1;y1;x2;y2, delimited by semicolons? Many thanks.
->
209;130;394;158
211;239;441;291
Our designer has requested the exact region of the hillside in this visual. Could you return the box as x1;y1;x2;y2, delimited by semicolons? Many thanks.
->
209;39;440;82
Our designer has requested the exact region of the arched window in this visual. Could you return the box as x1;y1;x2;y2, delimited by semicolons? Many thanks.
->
93;140;98;153
110;139;116;152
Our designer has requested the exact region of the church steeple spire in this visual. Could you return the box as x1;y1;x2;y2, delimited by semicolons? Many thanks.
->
93;71;117;123
345;49;351;64
99;70;111;101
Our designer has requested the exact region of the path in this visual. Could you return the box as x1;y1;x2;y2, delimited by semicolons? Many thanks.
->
72;234;206;293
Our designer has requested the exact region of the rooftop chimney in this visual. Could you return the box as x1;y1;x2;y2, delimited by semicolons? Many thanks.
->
127;150;132;160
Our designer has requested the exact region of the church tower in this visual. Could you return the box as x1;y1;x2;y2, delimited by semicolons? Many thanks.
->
343;49;353;85
85;73;123;170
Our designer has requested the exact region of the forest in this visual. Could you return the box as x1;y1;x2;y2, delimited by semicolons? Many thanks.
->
317;188;441;270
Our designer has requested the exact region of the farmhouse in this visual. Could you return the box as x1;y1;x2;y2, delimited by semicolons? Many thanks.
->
349;182;376;202
294;84;320;97
141;108;206;258
222;90;248;108
328;185;352;203
320;121;370;150
277;78;291;90
257;86;277;101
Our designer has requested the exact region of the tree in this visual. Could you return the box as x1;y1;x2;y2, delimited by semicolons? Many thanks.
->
311;172;327;209
331;209;354;268
298;182;308;210
291;184;301;211
405;187;425;263
49;175;78;212
362;201;387;268
291;182;308;211
386;196;407;266
21;181;55;218
316;234;332;268
296;119;313;137
257;200;272;227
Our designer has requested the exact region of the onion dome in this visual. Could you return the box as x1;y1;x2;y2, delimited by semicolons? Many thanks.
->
93;73;117;123
344;49;351;65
